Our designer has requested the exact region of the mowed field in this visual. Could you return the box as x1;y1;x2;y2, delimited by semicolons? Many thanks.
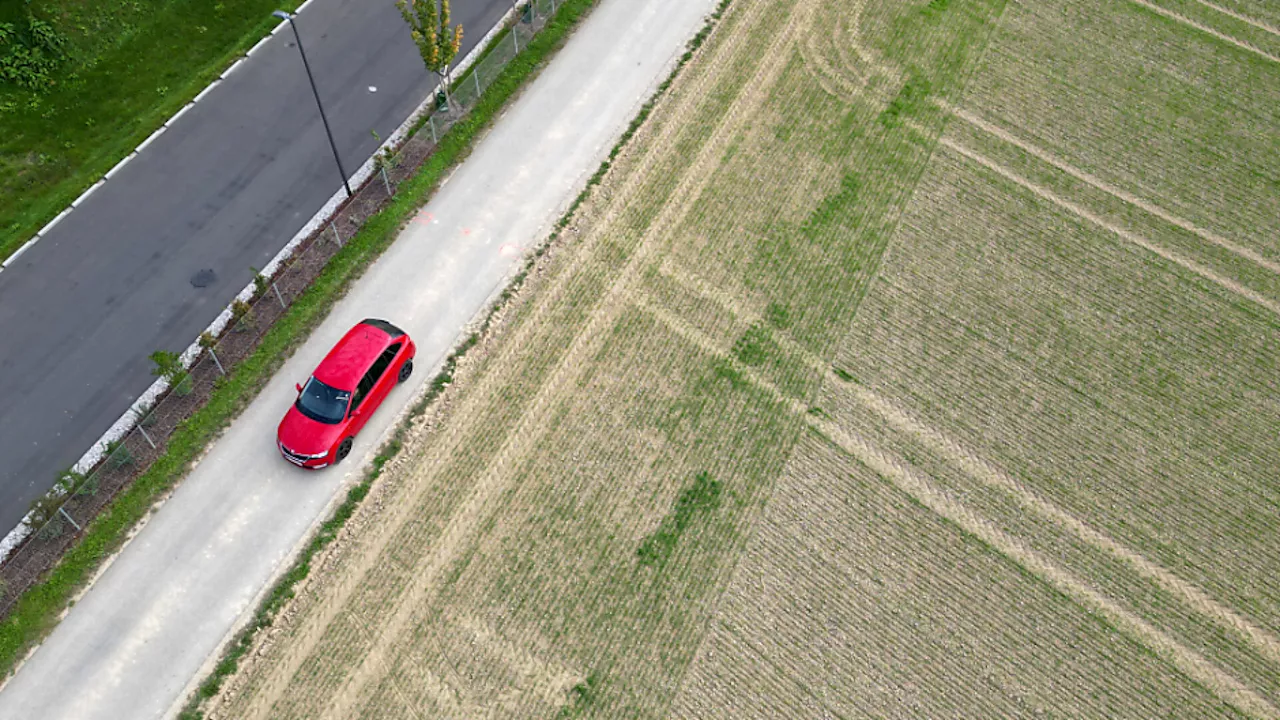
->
207;0;1280;717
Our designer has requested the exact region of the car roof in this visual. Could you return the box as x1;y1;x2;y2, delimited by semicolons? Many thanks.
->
312;320;400;389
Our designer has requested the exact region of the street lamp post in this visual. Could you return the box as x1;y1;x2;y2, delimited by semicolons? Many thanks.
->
273;10;352;197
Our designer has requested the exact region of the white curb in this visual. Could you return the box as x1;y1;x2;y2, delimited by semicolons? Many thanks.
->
164;103;196;128
219;57;245;80
36;208;72;238
70;180;105;208
247;36;272;56
192;80;221;105
104;153;137;181
134;126;167;153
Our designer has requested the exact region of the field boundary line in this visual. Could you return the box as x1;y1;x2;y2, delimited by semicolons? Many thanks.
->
490;0;771;340
942;102;1280;276
809;417;1280;720
939;136;1280;317
631;294;808;415
1124;0;1280;63
1191;0;1280;38
292;7;809;717
655;259;828;374
843;381;1280;667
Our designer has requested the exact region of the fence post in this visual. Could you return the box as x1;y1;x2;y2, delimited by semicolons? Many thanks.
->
332;223;343;246
58;506;82;532
429;115;438;144
209;347;225;375
138;425;156;449
474;67;481;97
272;281;286;308
513;23;519;53
381;166;393;196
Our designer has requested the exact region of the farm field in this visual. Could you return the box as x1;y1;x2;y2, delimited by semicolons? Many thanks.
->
205;0;1280;717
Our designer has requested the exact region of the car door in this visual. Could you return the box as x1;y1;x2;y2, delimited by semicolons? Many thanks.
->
346;362;380;436
365;342;403;414
347;342;400;434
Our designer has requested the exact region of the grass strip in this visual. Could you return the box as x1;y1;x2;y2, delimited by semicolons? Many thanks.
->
178;2;732;715
0;0;602;687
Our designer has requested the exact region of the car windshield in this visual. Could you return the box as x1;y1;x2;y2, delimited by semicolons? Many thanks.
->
295;377;350;424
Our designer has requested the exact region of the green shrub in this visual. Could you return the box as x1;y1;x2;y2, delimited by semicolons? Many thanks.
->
105;439;133;469
0;15;69;91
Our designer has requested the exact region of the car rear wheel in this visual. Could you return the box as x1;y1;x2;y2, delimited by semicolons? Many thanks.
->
335;437;353;463
398;359;414;383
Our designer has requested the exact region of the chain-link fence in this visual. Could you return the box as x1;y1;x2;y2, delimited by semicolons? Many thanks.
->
0;0;562;617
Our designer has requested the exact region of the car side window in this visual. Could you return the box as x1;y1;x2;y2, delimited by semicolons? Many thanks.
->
350;373;375;414
368;343;401;385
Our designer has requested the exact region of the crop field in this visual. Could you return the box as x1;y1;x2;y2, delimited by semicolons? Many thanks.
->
205;0;1280;717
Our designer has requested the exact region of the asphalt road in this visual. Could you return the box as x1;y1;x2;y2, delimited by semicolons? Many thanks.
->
0;0;717;715
0;0;508;537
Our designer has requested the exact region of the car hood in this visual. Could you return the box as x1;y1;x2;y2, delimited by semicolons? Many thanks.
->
277;405;344;455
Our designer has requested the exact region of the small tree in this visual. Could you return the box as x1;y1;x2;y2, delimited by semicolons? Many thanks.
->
150;348;193;395
104;438;133;469
231;299;254;332
250;266;269;298
397;0;463;110
149;350;184;385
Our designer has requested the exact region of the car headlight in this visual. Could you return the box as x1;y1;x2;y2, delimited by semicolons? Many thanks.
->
280;442;328;459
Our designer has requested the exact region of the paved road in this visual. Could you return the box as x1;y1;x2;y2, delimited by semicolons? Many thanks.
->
0;0;508;537
0;0;717;716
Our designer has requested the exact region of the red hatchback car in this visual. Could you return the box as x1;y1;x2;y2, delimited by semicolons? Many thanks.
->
277;319;416;468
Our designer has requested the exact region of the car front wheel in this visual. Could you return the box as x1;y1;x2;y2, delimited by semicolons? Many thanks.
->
398;359;414;383
335;437;353;463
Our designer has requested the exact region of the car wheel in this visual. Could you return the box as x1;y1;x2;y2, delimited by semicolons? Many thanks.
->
397;359;414;383
335;437;353;463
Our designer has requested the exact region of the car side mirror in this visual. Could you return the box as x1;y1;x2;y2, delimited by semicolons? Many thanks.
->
296;383;303;394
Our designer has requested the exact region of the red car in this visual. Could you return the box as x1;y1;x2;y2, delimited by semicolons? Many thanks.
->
277;319;415;468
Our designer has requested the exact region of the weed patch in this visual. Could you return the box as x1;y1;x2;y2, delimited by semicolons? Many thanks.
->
637;472;724;567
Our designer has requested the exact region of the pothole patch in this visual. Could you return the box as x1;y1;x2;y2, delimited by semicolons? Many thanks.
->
190;268;217;288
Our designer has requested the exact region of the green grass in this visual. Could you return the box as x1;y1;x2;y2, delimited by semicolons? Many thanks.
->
557;672;602;718
0;0;605;690
636;472;723;566
0;0;306;259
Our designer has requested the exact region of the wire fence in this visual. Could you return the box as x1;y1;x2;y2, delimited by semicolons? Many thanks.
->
0;0;561;617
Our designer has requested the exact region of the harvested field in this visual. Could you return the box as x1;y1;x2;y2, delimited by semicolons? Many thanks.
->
206;0;1280;717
